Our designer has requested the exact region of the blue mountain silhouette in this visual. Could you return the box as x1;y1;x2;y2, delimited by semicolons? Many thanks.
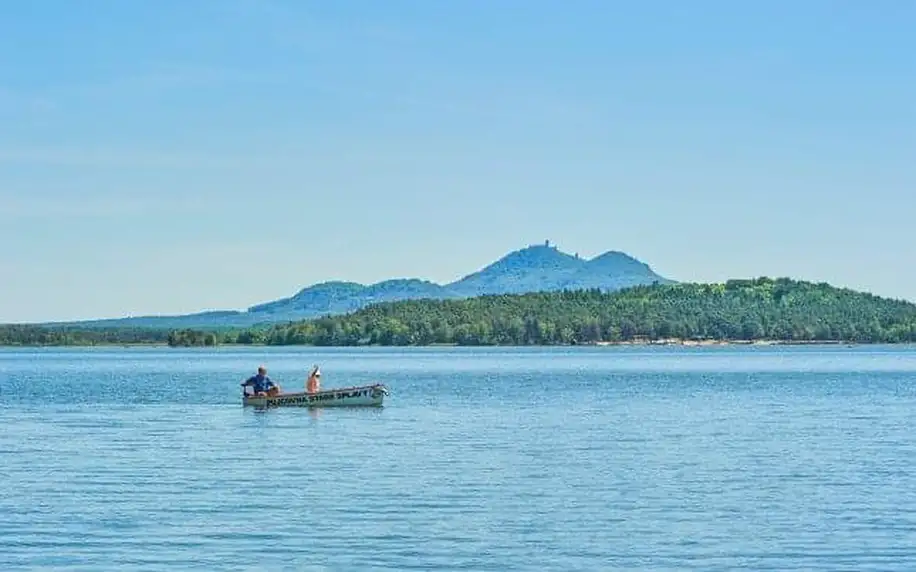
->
44;242;674;329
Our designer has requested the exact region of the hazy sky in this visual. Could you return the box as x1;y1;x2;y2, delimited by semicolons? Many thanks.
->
2;0;914;323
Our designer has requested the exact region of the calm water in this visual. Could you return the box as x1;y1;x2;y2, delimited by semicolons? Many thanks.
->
3;345;916;570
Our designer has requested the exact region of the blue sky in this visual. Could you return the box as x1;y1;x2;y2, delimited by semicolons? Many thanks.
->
2;0;914;322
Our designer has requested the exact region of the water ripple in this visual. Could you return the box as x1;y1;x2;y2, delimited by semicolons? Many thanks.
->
3;346;916;569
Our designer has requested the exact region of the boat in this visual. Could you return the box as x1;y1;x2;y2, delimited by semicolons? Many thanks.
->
242;383;389;408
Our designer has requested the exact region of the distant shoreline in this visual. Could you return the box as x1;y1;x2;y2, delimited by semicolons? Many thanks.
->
6;278;916;348
589;338;856;347
0;338;901;349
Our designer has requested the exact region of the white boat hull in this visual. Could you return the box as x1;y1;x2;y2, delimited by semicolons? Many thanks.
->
242;384;388;408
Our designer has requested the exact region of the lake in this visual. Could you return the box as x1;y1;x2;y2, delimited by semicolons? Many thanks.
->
2;344;916;570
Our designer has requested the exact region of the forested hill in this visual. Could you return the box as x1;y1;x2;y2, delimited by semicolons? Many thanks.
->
254;278;916;346
4;278;916;346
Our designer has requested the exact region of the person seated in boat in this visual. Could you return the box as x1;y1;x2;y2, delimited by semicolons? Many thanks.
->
306;365;321;394
241;366;278;397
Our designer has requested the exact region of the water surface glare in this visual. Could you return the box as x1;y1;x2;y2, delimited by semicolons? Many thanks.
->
2;345;916;570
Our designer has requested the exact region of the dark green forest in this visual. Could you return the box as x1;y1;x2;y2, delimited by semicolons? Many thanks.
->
166;329;219;347
4;278;916;346
0;325;225;347
0;325;170;346
250;278;916;346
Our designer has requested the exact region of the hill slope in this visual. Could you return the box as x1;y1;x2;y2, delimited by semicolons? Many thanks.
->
254;277;916;346
5;278;916;346
35;242;673;329
443;243;672;296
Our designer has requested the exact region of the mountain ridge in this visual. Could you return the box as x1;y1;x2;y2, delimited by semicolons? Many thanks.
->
32;242;674;329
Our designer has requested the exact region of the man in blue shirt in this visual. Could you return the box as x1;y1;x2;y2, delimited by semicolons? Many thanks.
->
241;366;277;396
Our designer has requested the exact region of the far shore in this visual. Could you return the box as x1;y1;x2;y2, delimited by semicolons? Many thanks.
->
589;338;855;347
2;338;911;349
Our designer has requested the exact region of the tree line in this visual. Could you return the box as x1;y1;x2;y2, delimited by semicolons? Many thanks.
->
5;278;916;347
167;329;218;347
0;325;171;346
245;278;916;346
